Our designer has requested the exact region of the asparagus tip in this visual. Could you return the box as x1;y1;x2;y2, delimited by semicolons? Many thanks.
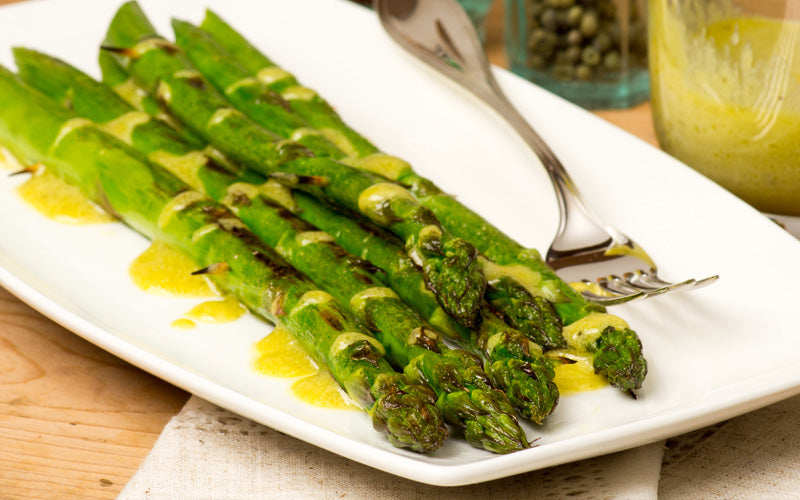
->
592;327;647;394
486;357;559;425
369;375;448;453
423;238;485;327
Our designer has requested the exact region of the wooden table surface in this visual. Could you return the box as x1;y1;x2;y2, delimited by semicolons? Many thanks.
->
0;1;656;498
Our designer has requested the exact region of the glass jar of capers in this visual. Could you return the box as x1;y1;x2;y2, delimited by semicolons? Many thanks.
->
505;0;649;109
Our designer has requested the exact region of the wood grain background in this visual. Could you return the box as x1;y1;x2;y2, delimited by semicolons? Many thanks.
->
0;1;655;498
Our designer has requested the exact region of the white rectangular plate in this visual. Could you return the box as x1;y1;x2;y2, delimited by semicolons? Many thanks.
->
2;0;800;487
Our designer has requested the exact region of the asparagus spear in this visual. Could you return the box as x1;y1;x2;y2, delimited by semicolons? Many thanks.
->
193;11;647;392
194;7;596;321
286;187;559;420
426;198;647;393
100;1;486;328
97;49;204;148
222;187;528;451
15;48;530;452
173;15;569;352
0;63;448;452
171;19;344;159
14;48;552;426
200;9;379;158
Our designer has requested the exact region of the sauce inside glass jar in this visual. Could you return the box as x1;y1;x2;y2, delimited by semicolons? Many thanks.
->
649;0;800;215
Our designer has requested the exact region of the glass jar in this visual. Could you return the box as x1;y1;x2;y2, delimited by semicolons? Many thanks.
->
505;0;649;109
459;0;496;43
649;0;800;216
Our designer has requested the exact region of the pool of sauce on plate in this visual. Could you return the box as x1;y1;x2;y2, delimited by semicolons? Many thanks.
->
182;294;246;324
550;312;629;394
4;149;245;328
129;240;217;298
551;352;609;395
5;147;348;409
128;240;247;329
16;168;115;225
253;326;358;410
1;147;112;225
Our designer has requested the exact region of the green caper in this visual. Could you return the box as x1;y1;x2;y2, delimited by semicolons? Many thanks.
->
579;10;600;37
552;64;575;80
564;45;582;64
581;46;601;66
566;29;583;46
603;50;621;70
540;8;559;31
566;5;583;27
527;28;557;58
592;32;612;53
575;64;593;80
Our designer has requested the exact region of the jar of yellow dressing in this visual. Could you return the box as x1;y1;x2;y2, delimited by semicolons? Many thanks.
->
649;0;800;216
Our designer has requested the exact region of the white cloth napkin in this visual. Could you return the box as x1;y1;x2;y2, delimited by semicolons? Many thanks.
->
118;396;663;499
120;392;800;499
659;394;800;499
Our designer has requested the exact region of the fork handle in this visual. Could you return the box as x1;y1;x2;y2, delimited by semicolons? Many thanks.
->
449;56;615;261
378;0;617;262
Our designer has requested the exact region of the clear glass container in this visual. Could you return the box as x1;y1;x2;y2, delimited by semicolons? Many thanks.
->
649;0;800;216
459;0;496;43
505;0;650;109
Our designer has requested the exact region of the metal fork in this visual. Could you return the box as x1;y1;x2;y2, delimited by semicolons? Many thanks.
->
375;0;718;305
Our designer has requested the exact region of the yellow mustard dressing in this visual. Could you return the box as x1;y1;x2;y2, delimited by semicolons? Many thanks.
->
253;325;319;377
223;180;299;213
129;242;245;326
357;182;416;226
16;168;114;225
479;257;562;303
253;326;358;410
224;76;260;96
289;127;323;142
650;4;800;214
291;372;359;410
562;312;629;350
281;85;317;101
551;352;609;395
170;317;197;330
568;281;617;298
295;231;335;246
157;191;208;229
183;294;247;324
0;146;24;171
113;78;150;111
548;311;631;394
318;128;356;157
343;153;411;181
147;150;207;191
129;240;218;298
99;111;150;144
256;66;293;85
